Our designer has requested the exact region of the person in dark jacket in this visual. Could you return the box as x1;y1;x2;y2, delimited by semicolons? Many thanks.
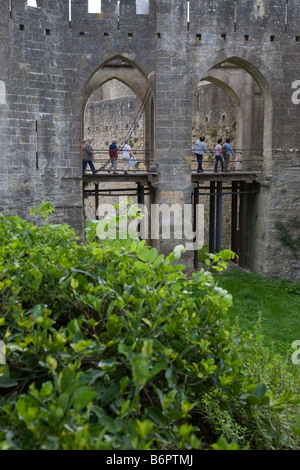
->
82;138;97;174
108;140;118;174
222;138;235;172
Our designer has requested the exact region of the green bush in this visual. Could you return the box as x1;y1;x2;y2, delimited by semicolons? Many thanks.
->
0;207;299;450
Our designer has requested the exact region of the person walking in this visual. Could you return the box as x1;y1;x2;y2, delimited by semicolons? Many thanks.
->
81;139;86;156
222;138;235;172
82;138;97;174
121;140;134;174
108;140;118;174
214;138;224;173
192;136;211;172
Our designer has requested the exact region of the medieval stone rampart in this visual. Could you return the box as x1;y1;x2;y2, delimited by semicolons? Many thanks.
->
0;0;299;277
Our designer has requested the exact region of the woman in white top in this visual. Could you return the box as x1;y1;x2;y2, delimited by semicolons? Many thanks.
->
121;140;134;174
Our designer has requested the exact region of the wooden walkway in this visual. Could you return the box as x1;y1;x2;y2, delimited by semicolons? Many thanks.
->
83;170;262;184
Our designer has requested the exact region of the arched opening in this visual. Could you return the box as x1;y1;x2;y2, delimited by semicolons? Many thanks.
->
207;56;273;171
84;78;144;158
83;57;154;164
194;62;265;173
82;57;155;225
192;57;273;269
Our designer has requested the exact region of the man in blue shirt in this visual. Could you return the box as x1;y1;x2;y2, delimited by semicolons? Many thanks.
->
192;136;211;173
222;138;235;172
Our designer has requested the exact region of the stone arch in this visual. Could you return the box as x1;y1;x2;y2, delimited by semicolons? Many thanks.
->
199;75;243;162
197;52;274;173
83;55;155;154
83;56;152;109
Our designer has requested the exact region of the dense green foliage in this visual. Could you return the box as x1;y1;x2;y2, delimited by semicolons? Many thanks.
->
0;208;299;450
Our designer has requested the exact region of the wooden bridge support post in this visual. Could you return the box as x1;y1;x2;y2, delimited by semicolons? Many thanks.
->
95;183;99;220
231;181;238;258
215;181;223;253
193;183;199;270
137;183;145;239
209;181;216;253
238;182;247;268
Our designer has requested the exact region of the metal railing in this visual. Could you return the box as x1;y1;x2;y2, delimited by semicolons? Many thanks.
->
83;149;155;174
191;149;263;173
83;149;263;174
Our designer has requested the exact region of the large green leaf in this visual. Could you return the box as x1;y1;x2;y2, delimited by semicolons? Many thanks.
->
254;383;267;399
132;354;150;389
0;377;18;388
72;386;97;412
146;406;167;427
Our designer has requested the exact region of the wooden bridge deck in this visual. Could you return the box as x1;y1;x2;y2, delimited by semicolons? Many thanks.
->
83;170;262;184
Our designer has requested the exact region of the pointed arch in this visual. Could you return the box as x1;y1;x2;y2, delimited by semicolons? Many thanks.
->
198;54;273;171
83;56;155;154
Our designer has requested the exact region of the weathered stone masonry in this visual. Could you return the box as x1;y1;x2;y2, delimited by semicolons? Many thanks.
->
0;0;300;278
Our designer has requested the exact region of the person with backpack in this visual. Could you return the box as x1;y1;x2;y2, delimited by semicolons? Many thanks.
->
107;140;118;174
191;136;211;173
222;138;235;172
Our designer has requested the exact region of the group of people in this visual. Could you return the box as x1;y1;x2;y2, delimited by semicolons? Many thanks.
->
82;135;234;175
107;140;137;175
82;138;137;175
192;137;235;173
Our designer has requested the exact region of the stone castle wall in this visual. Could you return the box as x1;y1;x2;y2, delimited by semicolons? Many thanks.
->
0;0;299;277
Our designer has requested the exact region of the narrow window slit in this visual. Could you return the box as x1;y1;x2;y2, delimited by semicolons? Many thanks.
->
69;0;72;28
234;0;237;32
285;0;288;34
117;0;120;30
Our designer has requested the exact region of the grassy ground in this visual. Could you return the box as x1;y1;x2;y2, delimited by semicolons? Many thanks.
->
214;265;300;358
197;252;300;448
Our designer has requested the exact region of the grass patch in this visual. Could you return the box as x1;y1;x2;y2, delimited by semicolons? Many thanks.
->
215;267;300;358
